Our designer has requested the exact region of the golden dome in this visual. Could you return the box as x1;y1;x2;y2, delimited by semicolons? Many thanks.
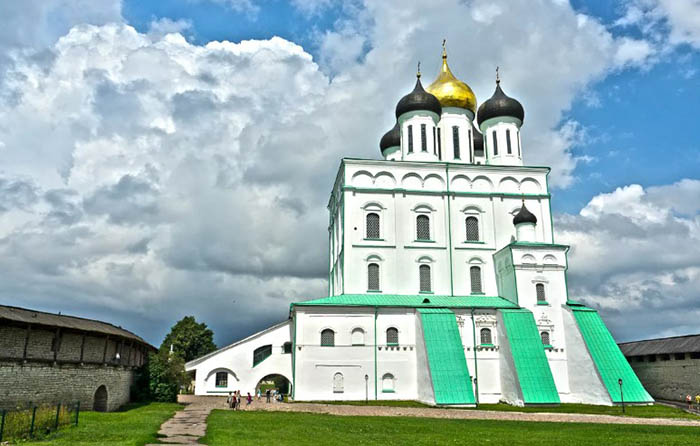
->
426;46;477;113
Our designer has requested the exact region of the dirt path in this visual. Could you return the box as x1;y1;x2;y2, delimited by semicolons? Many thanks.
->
146;397;223;445
255;401;700;427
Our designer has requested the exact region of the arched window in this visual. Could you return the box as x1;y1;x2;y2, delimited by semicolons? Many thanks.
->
536;283;546;303
351;328;365;346
452;126;460;159
382;373;395;392
506;129;512;154
541;331;550;346
283;342;292;354
466;216;479;242
253;344;272;366
386;327;399;345
366;213;380;239
407;125;413;152
215;371;228;388
480;328;492;345
468;129;473;162
416;215;430;240
321;329;335;347
421;124;427;151
517;132;521;157
333;372;344;393
470;266;482;294
432;127;436;154
419;264;432;292
437;128;442;159
368;263;380;291
492;130;498;155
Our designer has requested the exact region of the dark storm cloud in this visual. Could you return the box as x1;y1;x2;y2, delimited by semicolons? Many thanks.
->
0;176;39;212
83;174;159;224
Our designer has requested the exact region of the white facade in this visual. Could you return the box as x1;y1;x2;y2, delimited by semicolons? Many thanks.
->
186;59;651;407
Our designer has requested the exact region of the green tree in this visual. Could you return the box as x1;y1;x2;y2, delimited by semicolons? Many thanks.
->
160;316;217;362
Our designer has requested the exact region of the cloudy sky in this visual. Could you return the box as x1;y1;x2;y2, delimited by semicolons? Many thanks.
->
0;0;698;347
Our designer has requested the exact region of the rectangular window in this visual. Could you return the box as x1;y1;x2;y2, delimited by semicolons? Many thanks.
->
215;371;228;387
470;266;482;294
660;354;671;361
421;124;427;151
253;344;272;366
408;125;413;152
432;126;436;154
506;129;512;154
690;352;700;359
492;130;498;155
674;353;686;360
517;133;521;157
419;265;431;292
452;126;460;159
647;354;656;362
368;263;380;291
437;128;442;159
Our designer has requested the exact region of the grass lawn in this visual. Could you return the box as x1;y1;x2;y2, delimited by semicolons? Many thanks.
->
19;402;181;446
304;400;697;419
201;410;700;446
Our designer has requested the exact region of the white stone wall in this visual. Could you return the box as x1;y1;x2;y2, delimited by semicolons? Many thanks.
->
187;321;293;396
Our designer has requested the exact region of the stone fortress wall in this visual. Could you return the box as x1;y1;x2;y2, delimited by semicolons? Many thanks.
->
0;307;153;412
625;353;700;401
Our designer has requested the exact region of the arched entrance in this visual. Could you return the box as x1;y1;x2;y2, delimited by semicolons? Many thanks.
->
255;374;291;398
93;385;108;412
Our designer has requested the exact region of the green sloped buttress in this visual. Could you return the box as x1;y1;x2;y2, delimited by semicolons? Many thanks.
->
501;309;560;404
571;307;653;403
418;308;476;405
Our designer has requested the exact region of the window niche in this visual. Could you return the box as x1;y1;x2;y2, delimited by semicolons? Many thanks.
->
351;328;365;346
382;373;395;393
480;328;492;345
386;327;399;346
321;329;335;347
367;263;380;291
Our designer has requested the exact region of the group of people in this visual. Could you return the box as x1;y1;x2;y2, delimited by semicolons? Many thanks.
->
684;394;700;411
226;390;252;410
227;388;285;409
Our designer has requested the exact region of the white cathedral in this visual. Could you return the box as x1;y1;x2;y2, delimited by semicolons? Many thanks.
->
186;48;653;407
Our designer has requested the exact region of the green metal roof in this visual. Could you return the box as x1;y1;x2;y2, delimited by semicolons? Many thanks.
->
501;309;560;405
571;307;653;403
292;294;518;309
418;308;476;405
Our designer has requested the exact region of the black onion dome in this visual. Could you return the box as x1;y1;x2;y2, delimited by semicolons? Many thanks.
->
477;81;524;126
513;203;537;226
379;122;400;153
395;77;442;119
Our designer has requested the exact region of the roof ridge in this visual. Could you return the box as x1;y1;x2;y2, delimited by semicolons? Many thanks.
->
0;303;147;344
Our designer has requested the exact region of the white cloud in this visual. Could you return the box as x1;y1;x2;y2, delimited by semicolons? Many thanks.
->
557;180;700;340
617;0;700;49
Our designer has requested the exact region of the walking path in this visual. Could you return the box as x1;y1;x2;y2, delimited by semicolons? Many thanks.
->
255;401;700;427
150;395;700;445
146;397;222;445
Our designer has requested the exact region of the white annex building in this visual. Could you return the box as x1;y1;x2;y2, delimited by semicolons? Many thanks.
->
186;48;653;407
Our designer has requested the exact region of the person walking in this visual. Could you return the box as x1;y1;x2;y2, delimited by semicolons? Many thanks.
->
257;389;261;401
236;391;242;410
695;393;700;411
266;388;271;403
247;392;253;406
227;392;233;409
686;394;692;410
